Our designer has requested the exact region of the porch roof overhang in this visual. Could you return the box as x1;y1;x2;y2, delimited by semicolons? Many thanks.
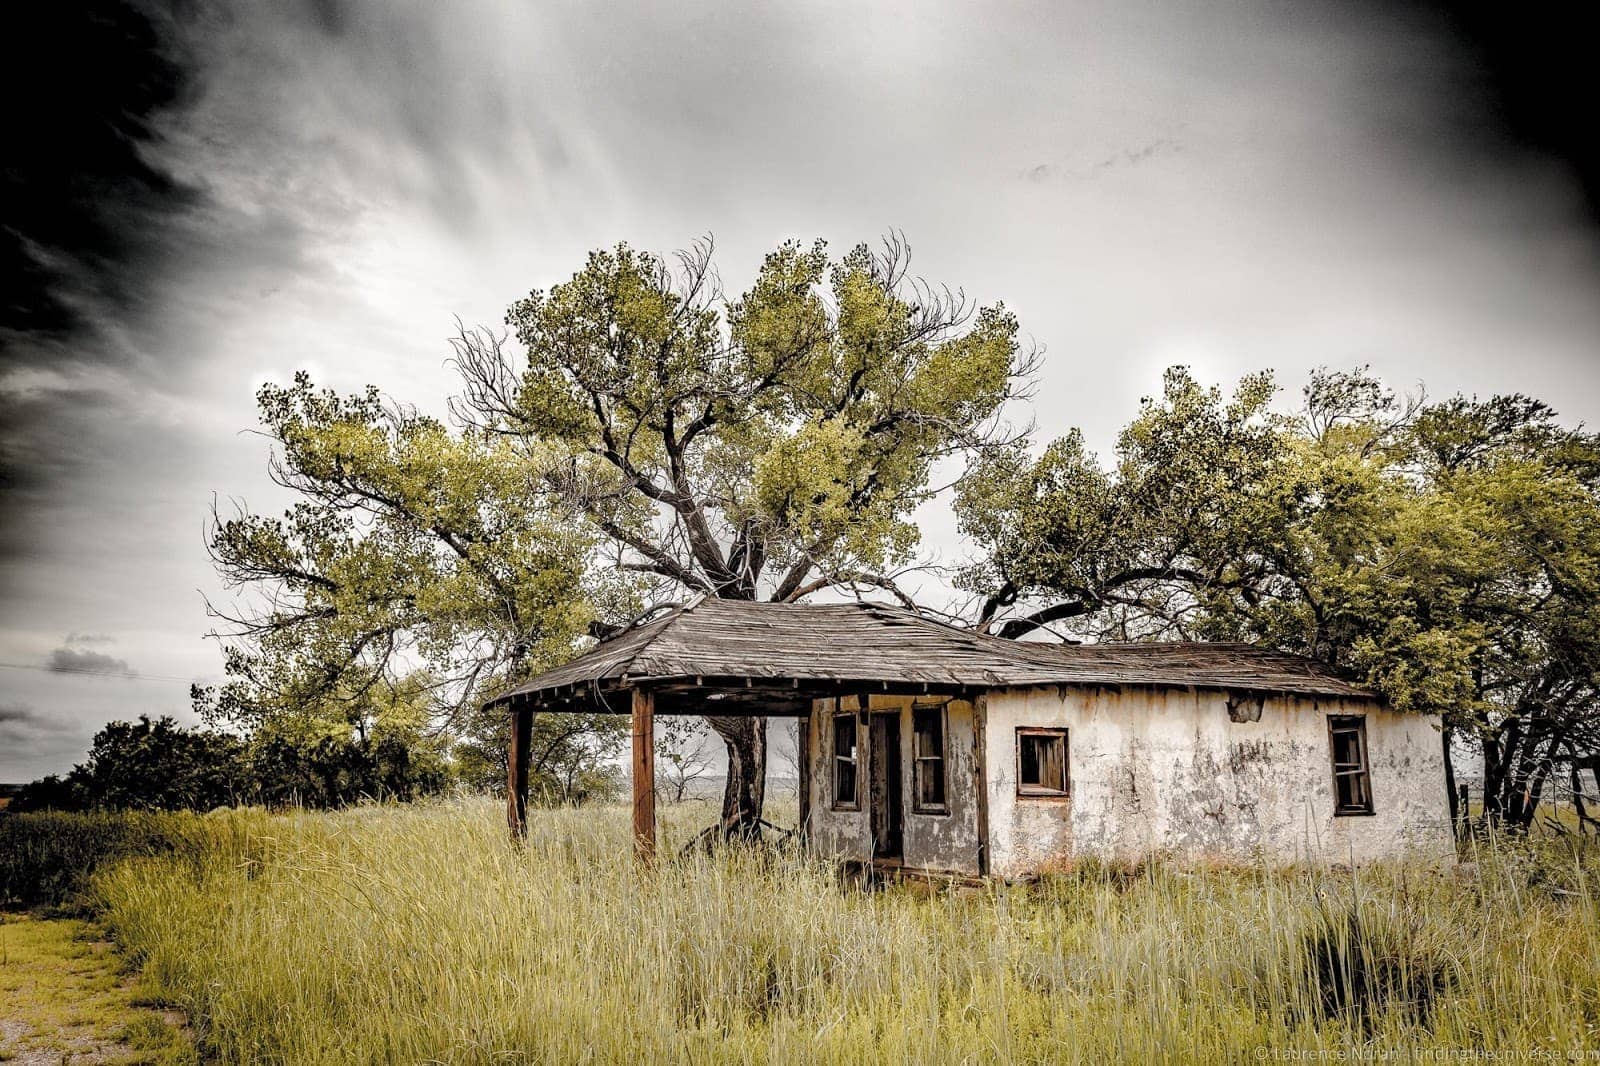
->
484;597;1376;716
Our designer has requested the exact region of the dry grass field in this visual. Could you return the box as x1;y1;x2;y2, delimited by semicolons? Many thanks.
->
4;798;1599;1064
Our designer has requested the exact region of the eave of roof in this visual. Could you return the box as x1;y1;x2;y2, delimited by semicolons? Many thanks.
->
487;598;1373;708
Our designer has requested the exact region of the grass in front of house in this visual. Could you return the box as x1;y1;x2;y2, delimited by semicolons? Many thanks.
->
0;912;194;1064
49;797;1595;1064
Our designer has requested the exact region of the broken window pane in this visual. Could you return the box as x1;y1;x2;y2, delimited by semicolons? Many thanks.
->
912;704;946;812
1017;728;1068;796
832;711;858;808
1328;716;1373;815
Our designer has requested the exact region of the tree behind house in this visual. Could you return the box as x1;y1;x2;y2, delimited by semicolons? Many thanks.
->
959;366;1600;830
206;234;1032;836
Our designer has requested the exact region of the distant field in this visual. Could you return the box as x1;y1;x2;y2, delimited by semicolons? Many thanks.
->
5;799;1600;1064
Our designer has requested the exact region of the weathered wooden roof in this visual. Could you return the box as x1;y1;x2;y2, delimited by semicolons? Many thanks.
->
488;598;1373;709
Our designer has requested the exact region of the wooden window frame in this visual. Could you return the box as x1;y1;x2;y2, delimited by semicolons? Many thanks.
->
831;704;860;810
911;702;949;815
1016;727;1069;798
1327;714;1375;817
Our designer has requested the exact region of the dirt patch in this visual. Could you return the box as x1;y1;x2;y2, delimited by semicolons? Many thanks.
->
0;913;193;1065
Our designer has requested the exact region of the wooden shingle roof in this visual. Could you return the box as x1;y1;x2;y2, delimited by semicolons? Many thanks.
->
489;598;1373;708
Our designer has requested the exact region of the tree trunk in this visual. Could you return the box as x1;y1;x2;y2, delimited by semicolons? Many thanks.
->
1510;732;1560;831
1482;723;1514;827
1503;718;1551;830
1441;723;1460;839
707;714;766;839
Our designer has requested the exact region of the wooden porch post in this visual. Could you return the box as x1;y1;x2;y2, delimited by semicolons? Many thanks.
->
631;688;656;863
972;692;990;877
797;712;812;842
507;702;532;840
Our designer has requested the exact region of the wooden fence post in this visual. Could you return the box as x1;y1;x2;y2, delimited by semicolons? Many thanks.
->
632;688;656;863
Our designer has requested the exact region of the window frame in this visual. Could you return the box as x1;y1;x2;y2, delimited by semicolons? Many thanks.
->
831;703;860;810
911;701;949;815
1327;714;1375;817
1015;726;1070;798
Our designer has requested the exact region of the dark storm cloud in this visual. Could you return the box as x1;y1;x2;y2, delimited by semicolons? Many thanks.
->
1433;3;1600;225
0;1;208;574
1304;2;1600;231
0;382;121;493
0;0;587;563
0;702;72;739
0;703;40;725
0;375;137;572
0;702;86;779
0;1;335;572
0;2;202;346
47;646;135;678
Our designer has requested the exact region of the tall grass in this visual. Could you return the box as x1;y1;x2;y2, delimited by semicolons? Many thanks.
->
0;808;263;910
40;800;1600;1063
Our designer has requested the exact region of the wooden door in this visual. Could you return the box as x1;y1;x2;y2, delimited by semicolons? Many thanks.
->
869;712;904;860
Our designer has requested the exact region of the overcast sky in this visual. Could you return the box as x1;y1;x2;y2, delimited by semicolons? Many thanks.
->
2;1;1598;780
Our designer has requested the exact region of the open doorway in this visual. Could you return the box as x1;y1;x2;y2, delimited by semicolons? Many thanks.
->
868;712;904;860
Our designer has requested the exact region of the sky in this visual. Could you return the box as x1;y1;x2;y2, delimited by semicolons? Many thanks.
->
2;0;1598;781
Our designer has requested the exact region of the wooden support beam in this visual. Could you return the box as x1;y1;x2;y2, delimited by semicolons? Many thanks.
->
507;703;533;840
631;688;656;863
972;693;990;877
797;712;812;843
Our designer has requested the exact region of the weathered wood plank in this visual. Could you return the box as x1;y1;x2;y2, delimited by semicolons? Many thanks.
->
972;693;990;877
506;703;532;840
632;688;655;863
797;712;812;843
486;599;1375;713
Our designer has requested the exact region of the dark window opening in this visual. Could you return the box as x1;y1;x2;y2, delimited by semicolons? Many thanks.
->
1328;715;1374;815
832;711;859;809
1017;728;1068;796
912;704;948;813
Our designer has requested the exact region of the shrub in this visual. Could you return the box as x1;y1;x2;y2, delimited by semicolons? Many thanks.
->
6;714;453;815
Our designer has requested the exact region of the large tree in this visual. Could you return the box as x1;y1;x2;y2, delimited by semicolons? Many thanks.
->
203;375;631;793
450;236;1032;833
959;366;1600;831
958;366;1289;641
209;236;1032;833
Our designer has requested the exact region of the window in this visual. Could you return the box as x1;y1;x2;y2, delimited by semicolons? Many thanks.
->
832;710;859;809
912;703;948;813
1016;728;1068;796
1328;715;1374;815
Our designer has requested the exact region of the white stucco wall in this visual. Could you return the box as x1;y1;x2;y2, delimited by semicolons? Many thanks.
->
804;694;982;874
982;685;1454;877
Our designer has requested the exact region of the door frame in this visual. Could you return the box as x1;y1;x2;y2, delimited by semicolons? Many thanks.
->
867;709;905;860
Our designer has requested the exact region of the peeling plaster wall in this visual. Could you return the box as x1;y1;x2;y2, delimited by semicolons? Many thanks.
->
983;685;1453;878
804;697;869;861
804;694;982;874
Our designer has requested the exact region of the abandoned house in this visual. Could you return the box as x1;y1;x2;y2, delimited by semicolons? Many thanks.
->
489;598;1452;876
